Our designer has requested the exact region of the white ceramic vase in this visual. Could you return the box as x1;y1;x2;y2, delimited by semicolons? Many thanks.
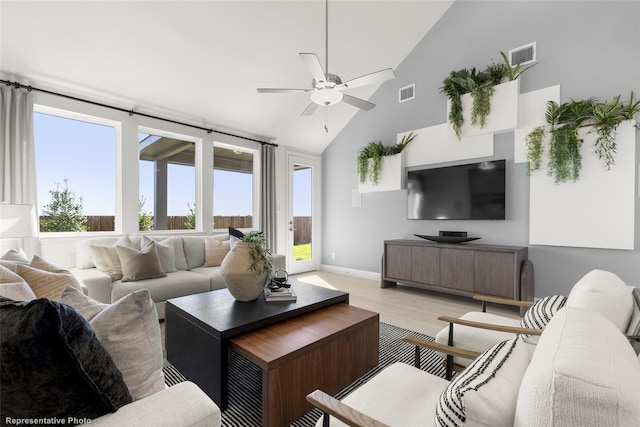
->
220;242;268;302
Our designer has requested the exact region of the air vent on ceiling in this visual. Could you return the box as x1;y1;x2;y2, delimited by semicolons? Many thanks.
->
508;42;536;66
399;84;415;103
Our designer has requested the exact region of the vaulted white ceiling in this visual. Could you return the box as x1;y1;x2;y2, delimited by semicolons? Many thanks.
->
1;1;452;153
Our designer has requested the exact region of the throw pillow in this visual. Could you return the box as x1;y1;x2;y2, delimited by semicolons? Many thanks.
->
0;297;132;421
627;288;640;354
28;254;69;273
0;249;30;272
59;284;108;320
434;336;529;427
0;265;36;301
1;248;29;262
520;294;567;344
60;286;165;401
142;235;177;273
89;235;135;281
16;263;84;300
204;237;230;267
116;240;166;282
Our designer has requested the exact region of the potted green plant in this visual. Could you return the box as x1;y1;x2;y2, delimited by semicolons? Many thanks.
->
357;132;416;185
442;51;536;140
526;93;640;183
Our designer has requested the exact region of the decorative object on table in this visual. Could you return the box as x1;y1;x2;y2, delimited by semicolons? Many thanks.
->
269;268;289;288
221;231;272;302
357;131;415;185
526;93;640;183
265;268;296;302
264;286;297;302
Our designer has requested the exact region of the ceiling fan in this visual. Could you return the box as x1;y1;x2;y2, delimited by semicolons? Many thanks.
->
257;0;396;116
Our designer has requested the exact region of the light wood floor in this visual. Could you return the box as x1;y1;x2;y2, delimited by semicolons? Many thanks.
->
291;271;521;337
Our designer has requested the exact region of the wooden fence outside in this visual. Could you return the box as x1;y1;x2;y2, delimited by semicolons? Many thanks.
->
74;215;312;245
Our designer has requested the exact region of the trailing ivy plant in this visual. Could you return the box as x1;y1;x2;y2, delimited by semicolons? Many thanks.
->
357;132;416;185
441;51;534;140
591;92;640;169
526;126;545;174
526;93;640;183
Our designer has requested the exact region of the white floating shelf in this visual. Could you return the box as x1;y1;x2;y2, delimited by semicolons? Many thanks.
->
358;151;404;193
446;79;519;140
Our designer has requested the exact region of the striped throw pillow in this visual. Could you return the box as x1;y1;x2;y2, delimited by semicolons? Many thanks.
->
434;336;529;427
521;294;567;329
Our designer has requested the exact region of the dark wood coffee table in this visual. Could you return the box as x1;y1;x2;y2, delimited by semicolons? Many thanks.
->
164;281;349;409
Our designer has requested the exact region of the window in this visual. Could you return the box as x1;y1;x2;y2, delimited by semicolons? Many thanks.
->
139;129;197;231
213;145;255;231
34;108;117;232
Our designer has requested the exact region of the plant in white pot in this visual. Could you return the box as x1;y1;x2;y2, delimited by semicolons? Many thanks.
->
220;232;273;302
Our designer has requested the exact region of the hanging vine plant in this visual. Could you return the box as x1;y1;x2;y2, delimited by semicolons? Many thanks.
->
526;93;640;183
441;51;536;140
357;132;416;185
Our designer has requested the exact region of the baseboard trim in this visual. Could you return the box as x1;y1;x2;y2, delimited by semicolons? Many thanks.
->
318;264;380;281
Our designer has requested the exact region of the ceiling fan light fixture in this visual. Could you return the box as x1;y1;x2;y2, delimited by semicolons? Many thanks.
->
311;89;343;106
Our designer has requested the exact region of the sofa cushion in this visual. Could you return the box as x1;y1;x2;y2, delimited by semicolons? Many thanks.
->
204;237;230;267
110;270;211;303
190;266;226;291
0;297;132;420
116;240;166;282
323;362;448;426
16;263;84;300
59;286;165;401
0;265;37;301
435;336;529;427
566;269;633;331
435;311;520;367
514;307;640;427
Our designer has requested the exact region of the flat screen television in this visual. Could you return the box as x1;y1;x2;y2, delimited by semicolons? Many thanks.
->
407;159;506;220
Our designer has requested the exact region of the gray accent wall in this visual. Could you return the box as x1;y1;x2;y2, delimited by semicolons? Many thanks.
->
321;1;640;297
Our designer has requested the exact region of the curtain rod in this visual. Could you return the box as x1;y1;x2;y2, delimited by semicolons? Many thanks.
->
1;79;278;147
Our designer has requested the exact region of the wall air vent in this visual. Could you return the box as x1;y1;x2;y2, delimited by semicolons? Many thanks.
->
508;42;536;66
399;84;415;103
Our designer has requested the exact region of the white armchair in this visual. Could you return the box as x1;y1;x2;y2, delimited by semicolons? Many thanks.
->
307;307;640;427
434;269;638;374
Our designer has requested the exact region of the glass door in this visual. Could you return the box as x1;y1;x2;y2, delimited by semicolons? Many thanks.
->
287;153;320;274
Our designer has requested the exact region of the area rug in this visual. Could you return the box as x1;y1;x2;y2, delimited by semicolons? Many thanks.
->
163;322;446;426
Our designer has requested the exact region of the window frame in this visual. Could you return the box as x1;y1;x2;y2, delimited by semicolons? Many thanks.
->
212;141;259;233
33;104;122;236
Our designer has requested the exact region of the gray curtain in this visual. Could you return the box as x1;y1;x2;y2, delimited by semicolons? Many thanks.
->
1;84;36;206
260;144;276;252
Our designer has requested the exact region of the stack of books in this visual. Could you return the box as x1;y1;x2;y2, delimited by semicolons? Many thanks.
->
264;285;297;302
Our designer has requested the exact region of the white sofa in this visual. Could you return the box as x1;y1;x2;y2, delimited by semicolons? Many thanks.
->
308;305;640;426
87;381;221;427
71;234;285;319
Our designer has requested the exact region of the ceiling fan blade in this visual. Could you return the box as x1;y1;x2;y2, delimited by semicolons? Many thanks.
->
342;94;375;111
339;68;395;90
299;53;326;83
300;102;319;116
257;88;311;93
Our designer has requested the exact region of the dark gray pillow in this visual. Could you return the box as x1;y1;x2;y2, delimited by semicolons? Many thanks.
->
0;297;132;422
